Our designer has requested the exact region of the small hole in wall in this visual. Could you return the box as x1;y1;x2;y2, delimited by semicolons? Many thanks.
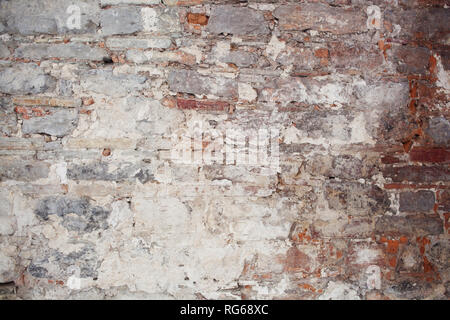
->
102;148;111;157
102;57;114;64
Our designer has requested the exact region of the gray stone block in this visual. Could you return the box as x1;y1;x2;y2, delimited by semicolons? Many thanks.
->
0;63;55;95
0;0;100;35
15;43;109;61
100;7;142;36
22;109;78;137
168;69;238;98
0;160;50;182
207;6;270;35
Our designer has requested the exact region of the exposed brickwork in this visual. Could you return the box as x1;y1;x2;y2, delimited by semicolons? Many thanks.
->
0;0;448;300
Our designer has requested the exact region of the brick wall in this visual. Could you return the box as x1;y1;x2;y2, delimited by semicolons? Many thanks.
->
0;0;448;300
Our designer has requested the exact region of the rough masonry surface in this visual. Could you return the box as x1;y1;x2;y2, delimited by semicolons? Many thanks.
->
0;0;449;300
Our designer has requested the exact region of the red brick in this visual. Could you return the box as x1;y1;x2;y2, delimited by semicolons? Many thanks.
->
329;42;384;71
381;155;401;164
173;0;203;5
409;147;450;163
176;98;233;112
314;48;329;58
283;246;312;273
13;96;80;108
187;13;209;26
390;45;431;75
14;106;30;119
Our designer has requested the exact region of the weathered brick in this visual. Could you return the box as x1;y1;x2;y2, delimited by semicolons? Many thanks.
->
399;190;435;212
376;109;416;145
381;155;401;164
390;45;431;75
206;5;270;35
163;0;203;5
273;4;367;34
426;239;450;275
426;117;450;146
409;147;450;163
187;13;209;26
329;42;384;71
277;46;322;71
15;43;109;61
342;217;375;238
307;154;378;180
383;165;450;183
0;63;56;95
396;0;449;8
325;181;390;216
438;190;450;212
384;8;449;42
13;96;81;108
168;69;238;98
176;98;231;112
375;214;443;236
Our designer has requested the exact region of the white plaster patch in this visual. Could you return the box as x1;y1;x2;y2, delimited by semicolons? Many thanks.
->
238;83;257;102
435;54;450;92
319;281;361;300
357;248;382;264
366;5;382;30
265;34;285;61
141;7;158;32
55;162;68;184
180;46;203;64
350;113;375;144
